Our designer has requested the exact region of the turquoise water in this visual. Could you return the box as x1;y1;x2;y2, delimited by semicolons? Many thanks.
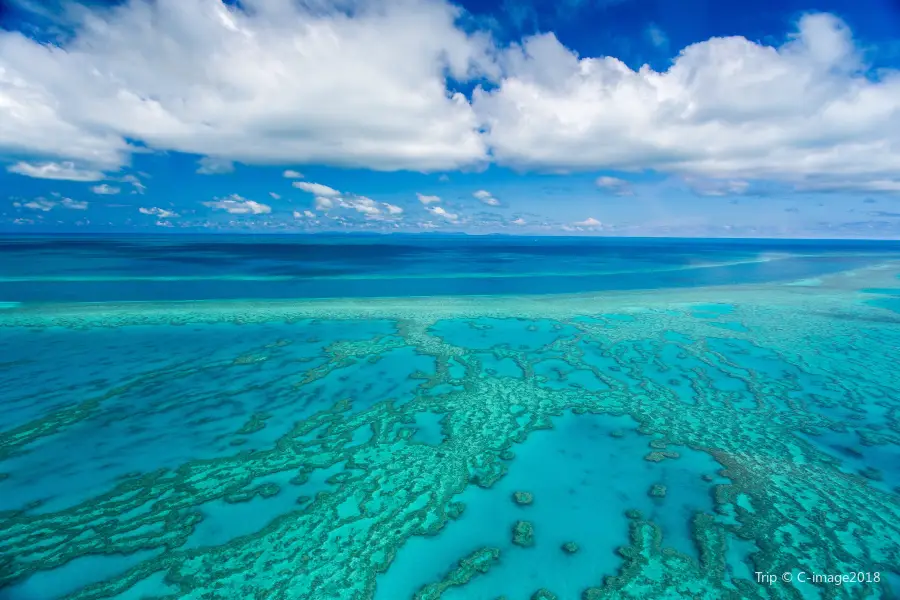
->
2;236;900;599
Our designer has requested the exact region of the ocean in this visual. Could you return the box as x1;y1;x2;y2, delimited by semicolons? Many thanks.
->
1;235;899;600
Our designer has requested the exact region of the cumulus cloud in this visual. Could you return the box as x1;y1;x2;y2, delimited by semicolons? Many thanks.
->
61;197;89;210
14;196;88;211
16;199;55;212
7;161;105;181
269;192;281;200
595;176;633;195
473;13;900;191
120;174;147;193
4;6;900;195
196;156;235;175
283;170;304;179
795;179;900;193
473;189;500;205
428;205;459;221
341;196;382;215
293;209;317;219
0;0;491;172
203;194;271;214
417;193;441;204
139;206;179;218
294;182;341;197
511;217;526;225
295;180;403;218
91;184;121;195
686;178;750;196
574;217;602;227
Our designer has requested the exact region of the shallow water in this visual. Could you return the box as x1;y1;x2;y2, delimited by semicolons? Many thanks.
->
1;237;900;600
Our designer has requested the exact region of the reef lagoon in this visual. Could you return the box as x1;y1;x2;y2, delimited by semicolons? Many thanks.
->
1;235;900;600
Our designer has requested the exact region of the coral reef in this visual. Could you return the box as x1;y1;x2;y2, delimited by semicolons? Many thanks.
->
512;520;535;547
648;484;667;498
1;263;899;599
561;541;580;554
512;491;534;506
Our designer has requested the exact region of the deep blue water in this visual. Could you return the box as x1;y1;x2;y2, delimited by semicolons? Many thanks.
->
2;235;899;302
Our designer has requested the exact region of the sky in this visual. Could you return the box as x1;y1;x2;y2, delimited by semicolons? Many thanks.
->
2;0;900;237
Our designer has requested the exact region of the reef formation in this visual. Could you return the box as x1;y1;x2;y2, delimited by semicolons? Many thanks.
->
0;265;899;599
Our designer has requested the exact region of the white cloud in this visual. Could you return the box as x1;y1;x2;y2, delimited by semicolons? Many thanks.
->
428;205;459;221
294;182;341;197
686;179;750;196
60;197;89;210
472;13;900;191
203;194;271;214
6;8;899;193
91;184;121;195
645;23;668;49
283;170;304;179
196;156;235;175
511;217;526;225
796;179;900;193
295;181;403;218
574;217;602;227
595;176;633;195
15;196;88;211
0;0;491;172
269;192;281;200
7;161;105;181
120;174;146;193
315;197;334;211
340;196;381;215
473;189;500;205
293;209;317;219
140;206;179;218
417;193;441;204
20;199;56;212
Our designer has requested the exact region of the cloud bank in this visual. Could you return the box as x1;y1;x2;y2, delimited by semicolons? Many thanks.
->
1;2;899;192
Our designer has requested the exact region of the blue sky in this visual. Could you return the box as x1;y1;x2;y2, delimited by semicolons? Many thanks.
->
1;0;900;237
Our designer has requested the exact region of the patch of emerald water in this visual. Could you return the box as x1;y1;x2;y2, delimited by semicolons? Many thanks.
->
0;549;160;600
0;320;410;513
410;412;446;445
725;536;759;584
689;303;735;318
688;303;750;332
578;340;643;388
477;352;524;378
0;320;395;433
582;337;749;405
107;571;178;600
301;344;434;411
428;318;580;351
704;335;891;426
374;411;725;600
796;428;900;494
184;462;344;549
708;321;750;332
532;358;609;392
865;293;900;314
